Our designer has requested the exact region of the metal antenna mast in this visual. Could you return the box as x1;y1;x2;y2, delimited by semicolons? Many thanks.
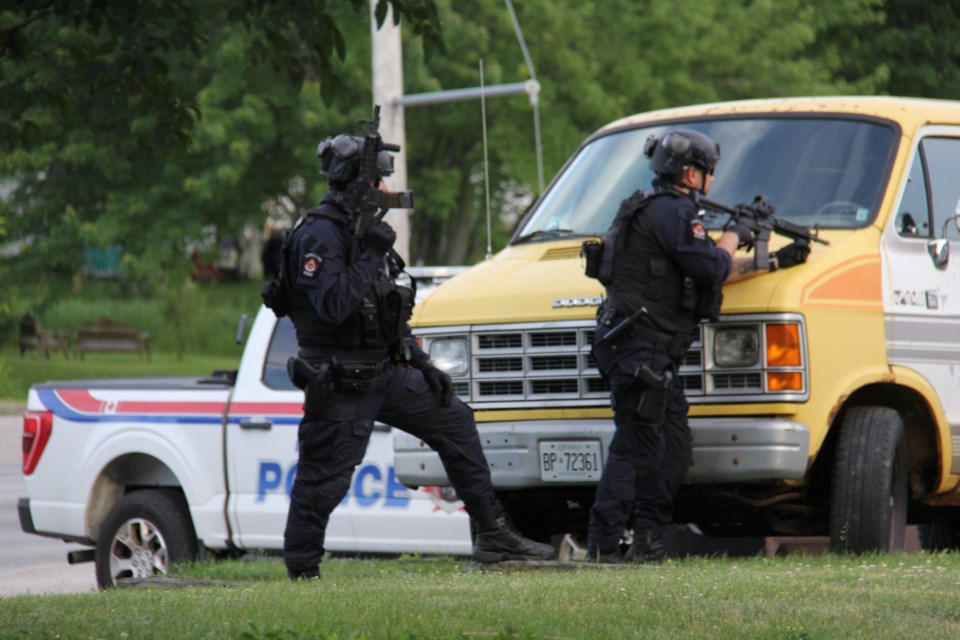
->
504;0;544;194
480;60;493;260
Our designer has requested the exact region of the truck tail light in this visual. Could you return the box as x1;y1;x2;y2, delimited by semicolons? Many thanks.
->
23;411;53;476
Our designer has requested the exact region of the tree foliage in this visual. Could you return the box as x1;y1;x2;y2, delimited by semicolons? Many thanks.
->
820;0;960;98
403;0;888;264
1;0;958;304
0;0;439;299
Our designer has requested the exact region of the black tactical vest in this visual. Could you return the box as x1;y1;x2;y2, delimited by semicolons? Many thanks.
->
287;205;414;354
604;190;721;337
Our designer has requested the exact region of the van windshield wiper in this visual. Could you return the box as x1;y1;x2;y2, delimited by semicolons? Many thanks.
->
513;228;583;243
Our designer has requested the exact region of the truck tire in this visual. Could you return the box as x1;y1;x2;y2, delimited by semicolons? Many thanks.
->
95;489;198;589
829;406;907;553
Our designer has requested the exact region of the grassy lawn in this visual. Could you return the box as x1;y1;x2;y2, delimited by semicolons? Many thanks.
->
3;554;960;639
0;350;241;402
1;281;258;402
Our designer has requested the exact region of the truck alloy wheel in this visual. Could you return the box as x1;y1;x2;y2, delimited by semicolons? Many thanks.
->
829;406;908;553
95;489;198;589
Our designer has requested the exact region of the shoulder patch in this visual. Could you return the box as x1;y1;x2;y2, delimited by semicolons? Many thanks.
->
302;252;323;278
689;219;707;242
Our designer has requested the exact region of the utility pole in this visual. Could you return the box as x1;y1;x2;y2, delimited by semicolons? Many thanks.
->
370;0;541;264
370;1;411;262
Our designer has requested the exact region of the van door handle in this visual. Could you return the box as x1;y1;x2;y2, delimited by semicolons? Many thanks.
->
240;420;273;431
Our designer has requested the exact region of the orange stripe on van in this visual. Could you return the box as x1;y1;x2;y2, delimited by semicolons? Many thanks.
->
800;257;882;310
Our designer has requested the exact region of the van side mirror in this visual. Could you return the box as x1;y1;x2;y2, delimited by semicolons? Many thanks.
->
928;238;949;268
928;215;960;269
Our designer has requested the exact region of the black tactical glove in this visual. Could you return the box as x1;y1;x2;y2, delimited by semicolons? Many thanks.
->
365;220;397;256
724;218;754;248
419;363;454;407
771;240;811;271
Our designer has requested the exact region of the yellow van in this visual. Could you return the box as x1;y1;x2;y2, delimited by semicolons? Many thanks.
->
395;96;960;553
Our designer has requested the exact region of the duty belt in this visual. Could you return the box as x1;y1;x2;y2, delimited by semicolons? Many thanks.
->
299;346;390;362
295;347;391;392
599;308;688;360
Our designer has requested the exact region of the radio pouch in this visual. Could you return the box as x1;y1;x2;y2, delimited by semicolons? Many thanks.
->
581;240;604;280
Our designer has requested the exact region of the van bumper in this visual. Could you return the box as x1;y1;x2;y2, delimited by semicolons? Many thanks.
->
393;417;810;488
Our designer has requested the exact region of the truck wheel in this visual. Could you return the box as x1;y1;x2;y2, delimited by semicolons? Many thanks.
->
95;489;198;589
829;406;907;553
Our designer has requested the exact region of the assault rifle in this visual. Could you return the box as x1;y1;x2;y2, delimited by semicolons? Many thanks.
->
699;195;830;269
338;105;415;261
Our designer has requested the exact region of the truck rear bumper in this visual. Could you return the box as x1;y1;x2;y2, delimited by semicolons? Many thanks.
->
18;497;91;544
18;497;36;534
393;417;810;488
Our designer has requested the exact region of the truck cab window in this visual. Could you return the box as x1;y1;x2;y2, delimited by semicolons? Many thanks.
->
896;148;931;238
922;137;960;239
263;317;297;390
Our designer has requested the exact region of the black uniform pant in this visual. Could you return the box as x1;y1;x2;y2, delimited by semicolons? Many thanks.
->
283;362;494;575
586;333;693;554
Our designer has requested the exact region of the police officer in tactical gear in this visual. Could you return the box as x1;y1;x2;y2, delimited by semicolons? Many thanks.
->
584;129;811;563
274;128;556;581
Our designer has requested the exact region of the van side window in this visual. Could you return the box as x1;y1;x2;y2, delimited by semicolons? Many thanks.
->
895;147;930;238
922;137;960;240
263;317;297;390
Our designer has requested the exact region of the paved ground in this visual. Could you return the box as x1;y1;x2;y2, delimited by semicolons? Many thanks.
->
0;408;98;597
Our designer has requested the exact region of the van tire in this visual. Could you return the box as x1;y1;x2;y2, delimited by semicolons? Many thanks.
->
95;489;198;589
829;406;907;553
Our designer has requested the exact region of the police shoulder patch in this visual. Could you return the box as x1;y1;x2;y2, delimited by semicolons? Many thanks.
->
689;219;707;242
685;217;707;244
302;252;323;278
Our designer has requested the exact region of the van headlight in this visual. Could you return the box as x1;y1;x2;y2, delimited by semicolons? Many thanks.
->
713;327;759;367
428;339;469;376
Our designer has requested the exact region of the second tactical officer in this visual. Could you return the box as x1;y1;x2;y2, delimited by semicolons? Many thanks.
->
584;129;811;563
267;124;556;581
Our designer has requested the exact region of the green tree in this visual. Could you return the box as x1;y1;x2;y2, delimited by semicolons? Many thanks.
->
403;0;887;264
818;0;960;98
0;0;439;301
3;0;950;298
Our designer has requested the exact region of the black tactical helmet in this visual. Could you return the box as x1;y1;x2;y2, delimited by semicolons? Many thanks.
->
316;134;395;191
644;129;720;178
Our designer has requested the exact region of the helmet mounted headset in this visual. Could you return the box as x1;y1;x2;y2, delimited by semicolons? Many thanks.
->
644;129;720;195
316;134;395;192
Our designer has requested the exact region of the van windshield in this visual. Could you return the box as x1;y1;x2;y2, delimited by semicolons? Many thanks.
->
514;116;897;242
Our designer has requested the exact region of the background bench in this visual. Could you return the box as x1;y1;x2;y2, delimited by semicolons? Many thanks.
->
18;313;70;358
74;317;151;360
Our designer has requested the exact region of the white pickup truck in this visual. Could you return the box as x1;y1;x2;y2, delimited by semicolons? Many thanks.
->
18;269;472;588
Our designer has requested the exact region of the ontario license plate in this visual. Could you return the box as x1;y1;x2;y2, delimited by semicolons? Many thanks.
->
538;440;603;482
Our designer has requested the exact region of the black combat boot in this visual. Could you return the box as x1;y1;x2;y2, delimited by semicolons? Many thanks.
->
472;502;557;563
582;548;626;564
287;569;321;582
624;528;666;563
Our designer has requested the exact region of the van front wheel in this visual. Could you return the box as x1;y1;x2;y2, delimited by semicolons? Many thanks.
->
829;406;908;553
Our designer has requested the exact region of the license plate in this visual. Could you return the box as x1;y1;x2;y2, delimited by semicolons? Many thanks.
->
538;440;603;482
